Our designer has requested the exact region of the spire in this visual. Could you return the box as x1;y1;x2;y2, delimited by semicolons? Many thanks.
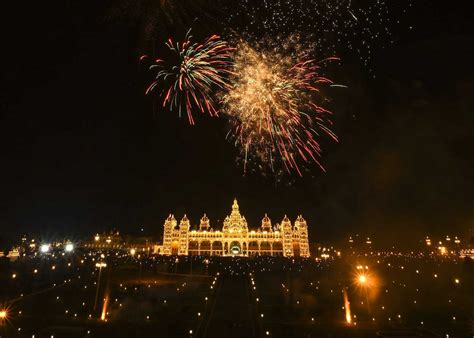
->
180;214;189;225
179;214;190;230
297;215;306;222
232;198;239;212
200;213;210;230
261;213;272;231
230;198;241;218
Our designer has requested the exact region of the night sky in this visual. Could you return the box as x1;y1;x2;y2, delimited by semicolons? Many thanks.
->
1;0;473;246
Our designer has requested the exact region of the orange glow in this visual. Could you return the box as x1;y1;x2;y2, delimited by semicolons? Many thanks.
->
101;295;109;321
354;270;378;289
0;310;7;319
343;289;351;324
351;268;381;305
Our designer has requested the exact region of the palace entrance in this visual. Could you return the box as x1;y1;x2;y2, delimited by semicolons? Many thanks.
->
229;241;242;256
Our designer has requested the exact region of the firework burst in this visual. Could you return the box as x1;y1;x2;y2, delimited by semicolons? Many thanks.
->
221;37;339;176
143;29;234;124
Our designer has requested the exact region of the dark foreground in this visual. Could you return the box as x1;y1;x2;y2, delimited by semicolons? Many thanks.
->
0;252;473;337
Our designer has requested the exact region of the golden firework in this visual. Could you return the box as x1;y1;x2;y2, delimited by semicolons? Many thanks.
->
221;37;338;176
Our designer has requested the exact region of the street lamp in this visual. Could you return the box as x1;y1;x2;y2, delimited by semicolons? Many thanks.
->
0;309;8;327
354;271;376;316
358;274;367;285
0;310;7;319
65;243;74;252
94;262;107;311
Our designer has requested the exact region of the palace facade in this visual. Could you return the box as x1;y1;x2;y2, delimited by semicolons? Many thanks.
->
154;199;310;257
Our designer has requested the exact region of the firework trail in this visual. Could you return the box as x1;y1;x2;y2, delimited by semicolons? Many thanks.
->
221;37;338;176
143;29;234;125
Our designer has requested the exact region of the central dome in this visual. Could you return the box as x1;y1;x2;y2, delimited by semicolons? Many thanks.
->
222;198;248;234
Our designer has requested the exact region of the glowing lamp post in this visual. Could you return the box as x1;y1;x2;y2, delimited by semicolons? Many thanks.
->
0;309;7;327
40;244;50;253
94;262;107;311
354;272;375;316
358;274;367;285
65;243;74;253
0;310;7;320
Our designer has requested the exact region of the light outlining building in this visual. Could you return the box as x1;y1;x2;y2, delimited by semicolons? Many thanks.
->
154;199;310;257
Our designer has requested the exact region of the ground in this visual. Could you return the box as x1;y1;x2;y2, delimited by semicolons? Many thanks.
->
0;252;473;337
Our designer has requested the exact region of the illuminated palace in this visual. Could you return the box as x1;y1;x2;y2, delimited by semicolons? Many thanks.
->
155;199;310;257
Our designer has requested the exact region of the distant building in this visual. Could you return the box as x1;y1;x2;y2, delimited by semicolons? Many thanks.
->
460;248;474;259
154;199;310;257
83;231;125;250
7;247;20;260
82;230;155;254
